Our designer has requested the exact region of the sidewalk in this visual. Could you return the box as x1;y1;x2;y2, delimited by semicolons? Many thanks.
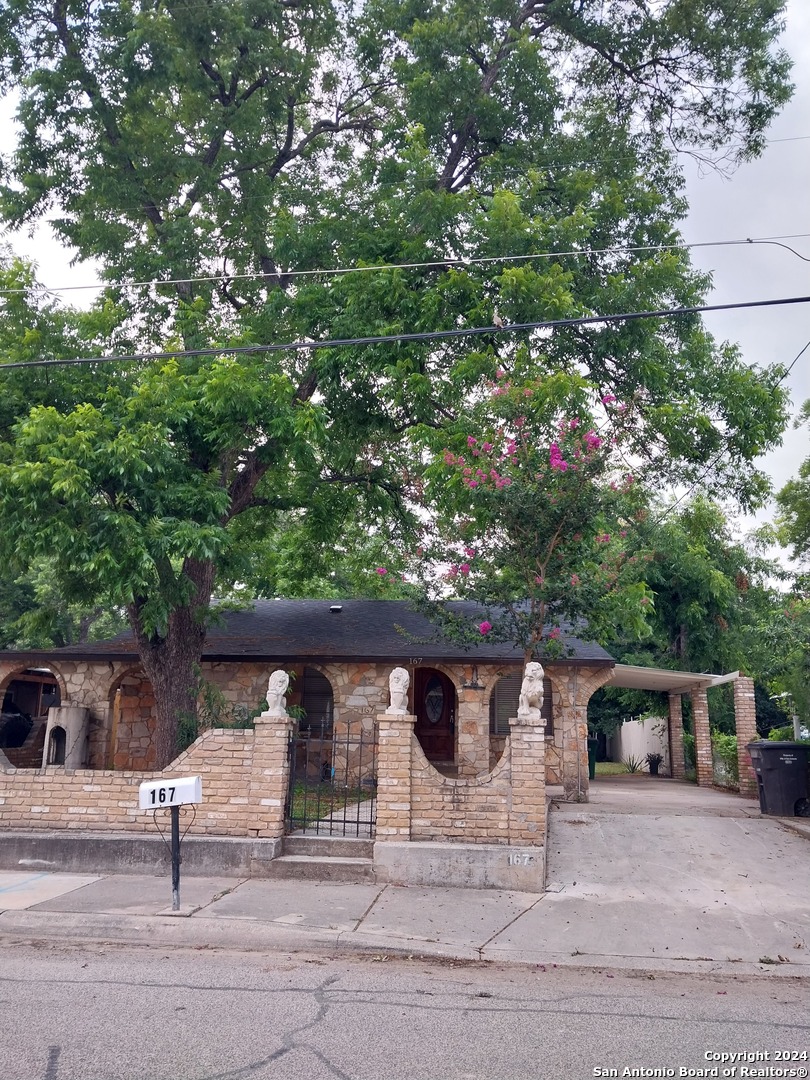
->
2;795;809;979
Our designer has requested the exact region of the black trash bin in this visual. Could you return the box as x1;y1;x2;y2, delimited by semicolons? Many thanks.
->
746;741;810;817
587;738;598;781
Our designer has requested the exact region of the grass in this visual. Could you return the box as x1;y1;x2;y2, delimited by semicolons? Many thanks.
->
594;761;628;776
287;781;374;829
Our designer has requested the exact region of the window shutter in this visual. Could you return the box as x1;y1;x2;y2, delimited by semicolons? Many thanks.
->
489;675;553;735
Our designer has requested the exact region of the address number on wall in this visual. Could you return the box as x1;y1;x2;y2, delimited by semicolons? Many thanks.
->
138;776;202;810
507;853;534;866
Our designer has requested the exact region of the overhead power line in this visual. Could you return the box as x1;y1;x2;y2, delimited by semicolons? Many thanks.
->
2;232;809;297
3;293;810;372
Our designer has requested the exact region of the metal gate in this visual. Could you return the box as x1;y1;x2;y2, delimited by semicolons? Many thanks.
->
285;719;377;837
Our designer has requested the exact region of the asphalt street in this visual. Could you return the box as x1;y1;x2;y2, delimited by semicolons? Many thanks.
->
1;942;808;1080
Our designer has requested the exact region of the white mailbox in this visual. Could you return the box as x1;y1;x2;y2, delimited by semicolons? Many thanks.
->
138;775;202;810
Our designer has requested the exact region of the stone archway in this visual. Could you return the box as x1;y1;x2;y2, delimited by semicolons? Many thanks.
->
108;667;156;770
0;666;63;767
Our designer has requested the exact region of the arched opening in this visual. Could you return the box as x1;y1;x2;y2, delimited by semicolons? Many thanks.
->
413;667;457;766
46;725;67;766
299;666;334;736
108;669;156;770
0;667;61;767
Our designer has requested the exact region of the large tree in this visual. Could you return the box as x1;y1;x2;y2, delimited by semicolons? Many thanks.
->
0;1;793;765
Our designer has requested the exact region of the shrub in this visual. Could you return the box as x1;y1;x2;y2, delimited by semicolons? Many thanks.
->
712;731;739;788
623;754;644;773
683;732;695;770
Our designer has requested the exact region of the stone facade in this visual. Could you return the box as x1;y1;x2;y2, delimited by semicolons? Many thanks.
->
1;657;600;789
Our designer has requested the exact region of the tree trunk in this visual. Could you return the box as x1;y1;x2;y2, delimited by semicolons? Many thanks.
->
128;558;215;770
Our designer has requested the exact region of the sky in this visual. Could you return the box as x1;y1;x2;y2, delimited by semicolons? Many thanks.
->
1;2;808;542
681;1;810;530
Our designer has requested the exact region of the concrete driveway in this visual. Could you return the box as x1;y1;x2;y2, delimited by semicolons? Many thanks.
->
491;775;810;970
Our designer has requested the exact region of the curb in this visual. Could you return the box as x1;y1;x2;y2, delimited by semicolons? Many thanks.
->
2;909;809;981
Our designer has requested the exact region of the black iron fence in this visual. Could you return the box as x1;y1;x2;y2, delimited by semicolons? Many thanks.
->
285;719;377;837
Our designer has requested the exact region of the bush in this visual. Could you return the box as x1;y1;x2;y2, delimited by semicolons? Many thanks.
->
683;732;695;770
712;731;738;788
768;724;796;741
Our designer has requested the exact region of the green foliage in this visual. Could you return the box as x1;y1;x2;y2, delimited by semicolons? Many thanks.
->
711;731;739;787
683;732;695;771
623;755;644;774
0;2;794;761
768;724;795;741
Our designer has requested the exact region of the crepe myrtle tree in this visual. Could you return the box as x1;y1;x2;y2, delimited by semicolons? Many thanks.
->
379;365;655;660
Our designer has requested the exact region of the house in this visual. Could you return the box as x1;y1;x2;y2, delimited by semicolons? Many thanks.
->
0;599;616;792
0;600;762;889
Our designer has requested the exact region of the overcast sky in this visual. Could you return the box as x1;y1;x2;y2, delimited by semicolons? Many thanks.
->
681;0;810;527
2;2;808;540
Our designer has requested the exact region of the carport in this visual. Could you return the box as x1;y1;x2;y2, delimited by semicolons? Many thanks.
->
604;666;758;798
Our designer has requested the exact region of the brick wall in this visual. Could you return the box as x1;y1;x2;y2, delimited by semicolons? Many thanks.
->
734;676;758;799
0;728;271;837
377;711;546;847
691;687;713;787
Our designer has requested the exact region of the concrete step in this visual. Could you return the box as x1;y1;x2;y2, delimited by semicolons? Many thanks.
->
263;854;376;883
283;835;374;859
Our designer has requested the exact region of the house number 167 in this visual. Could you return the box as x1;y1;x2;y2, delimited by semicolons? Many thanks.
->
508;853;534;866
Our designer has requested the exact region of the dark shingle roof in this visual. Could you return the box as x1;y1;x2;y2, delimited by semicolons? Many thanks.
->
0;599;614;666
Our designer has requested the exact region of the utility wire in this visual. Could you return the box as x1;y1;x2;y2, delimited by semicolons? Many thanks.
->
3;293;810;372
2;232;809;297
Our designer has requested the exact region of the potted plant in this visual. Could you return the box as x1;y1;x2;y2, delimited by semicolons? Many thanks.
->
646;752;664;776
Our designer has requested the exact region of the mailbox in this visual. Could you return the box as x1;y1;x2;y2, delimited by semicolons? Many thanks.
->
138;775;202;810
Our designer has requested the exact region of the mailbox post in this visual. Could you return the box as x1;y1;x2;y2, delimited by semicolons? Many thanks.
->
138;776;202;910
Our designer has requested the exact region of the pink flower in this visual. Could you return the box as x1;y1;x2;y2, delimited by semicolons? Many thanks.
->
601;394;616;404
482;442;493;453
467;436;477;447
464;547;476;558
467;480;478;488
460;563;471;575
443;450;456;465
569;417;580;430
549;626;561;640
478;621;492;635
549;443;568;471
447;565;459;578
584;430;601;450
596;534;611;544
496;368;506;379
570;574;581;586
375;567;387;575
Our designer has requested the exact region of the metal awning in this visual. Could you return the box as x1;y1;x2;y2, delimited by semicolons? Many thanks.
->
607;664;740;694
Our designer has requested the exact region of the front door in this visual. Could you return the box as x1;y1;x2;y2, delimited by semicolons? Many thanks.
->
413;668;456;763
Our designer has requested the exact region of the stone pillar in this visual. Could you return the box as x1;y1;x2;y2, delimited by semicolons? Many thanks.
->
668;694;686;780
457;678;489;776
375;711;415;841
734;676;758;799
508;713;546;844
561;704;589;801
248;711;296;838
690;687;712;787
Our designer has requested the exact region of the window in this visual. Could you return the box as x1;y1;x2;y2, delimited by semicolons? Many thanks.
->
488;674;553;735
